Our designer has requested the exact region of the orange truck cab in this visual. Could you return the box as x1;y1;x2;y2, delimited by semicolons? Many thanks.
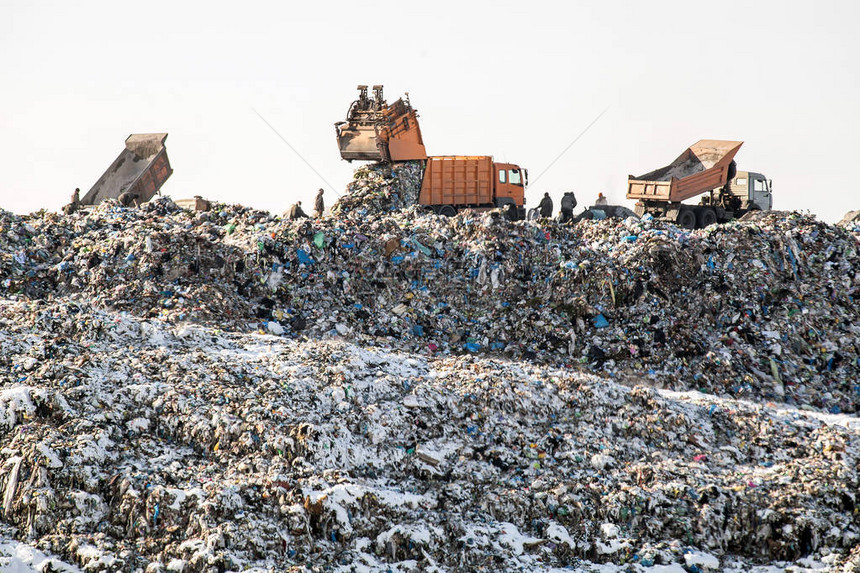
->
418;156;527;218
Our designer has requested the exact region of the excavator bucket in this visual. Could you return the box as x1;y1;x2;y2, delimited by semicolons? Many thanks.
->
335;122;383;161
335;85;427;162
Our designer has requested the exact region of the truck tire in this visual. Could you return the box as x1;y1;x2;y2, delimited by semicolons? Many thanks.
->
676;209;696;229
439;205;457;218
697;208;717;228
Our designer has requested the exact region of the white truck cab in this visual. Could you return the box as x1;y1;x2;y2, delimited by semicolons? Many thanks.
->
729;171;773;210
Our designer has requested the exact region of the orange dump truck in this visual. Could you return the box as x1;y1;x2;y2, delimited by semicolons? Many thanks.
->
336;85;528;218
627;139;772;229
419;156;526;218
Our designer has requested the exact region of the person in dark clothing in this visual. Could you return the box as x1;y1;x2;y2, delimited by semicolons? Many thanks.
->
314;188;325;217
559;191;577;223
538;192;553;218
118;191;139;207
63;188;81;215
288;201;308;220
506;202;519;221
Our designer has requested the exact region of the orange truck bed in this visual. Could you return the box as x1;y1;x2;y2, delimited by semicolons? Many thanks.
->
627;140;743;203
419;156;494;206
418;156;525;209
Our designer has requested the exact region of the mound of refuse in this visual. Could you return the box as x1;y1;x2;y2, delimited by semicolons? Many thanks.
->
330;161;424;218
1;167;860;571
0;302;858;572
1;189;858;413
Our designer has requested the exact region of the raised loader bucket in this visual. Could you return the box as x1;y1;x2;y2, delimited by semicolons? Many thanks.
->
335;85;427;162
335;122;383;162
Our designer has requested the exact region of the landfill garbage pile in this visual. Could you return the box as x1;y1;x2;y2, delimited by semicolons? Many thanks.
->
1;190;858;414
330;161;424;218
838;210;860;243
0;303;858;572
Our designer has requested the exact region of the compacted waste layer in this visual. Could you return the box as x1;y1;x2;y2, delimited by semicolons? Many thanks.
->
1;164;857;412
0;310;858;572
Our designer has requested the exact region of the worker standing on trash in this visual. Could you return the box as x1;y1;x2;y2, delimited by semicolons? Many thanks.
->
314;188;325;218
538;192;553;218
559;191;577;223
595;192;608;206
288;201;308;220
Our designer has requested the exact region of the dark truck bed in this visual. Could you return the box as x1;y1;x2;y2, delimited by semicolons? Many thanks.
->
81;133;173;206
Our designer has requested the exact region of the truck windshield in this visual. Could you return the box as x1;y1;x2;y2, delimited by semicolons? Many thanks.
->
509;169;522;186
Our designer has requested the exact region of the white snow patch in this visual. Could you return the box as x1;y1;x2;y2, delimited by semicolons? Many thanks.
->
496;522;541;555
684;549;720;570
376;523;441;548
0;535;82;572
545;522;574;546
0;386;37;430
127;417;150;433
35;442;63;468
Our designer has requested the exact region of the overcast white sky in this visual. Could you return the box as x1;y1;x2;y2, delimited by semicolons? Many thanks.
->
1;0;857;222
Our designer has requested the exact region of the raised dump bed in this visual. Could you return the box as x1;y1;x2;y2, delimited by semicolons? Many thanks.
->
81;133;173;206
627;140;742;203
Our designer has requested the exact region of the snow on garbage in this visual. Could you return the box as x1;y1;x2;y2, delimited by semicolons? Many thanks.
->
0;316;857;571
0;166;859;571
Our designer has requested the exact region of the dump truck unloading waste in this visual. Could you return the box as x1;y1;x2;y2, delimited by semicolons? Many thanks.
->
79;133;173;207
627;139;773;229
335;85;528;218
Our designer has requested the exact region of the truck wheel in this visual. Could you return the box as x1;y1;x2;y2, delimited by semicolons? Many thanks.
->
697;208;717;228
676;209;696;229
439;205;457;217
